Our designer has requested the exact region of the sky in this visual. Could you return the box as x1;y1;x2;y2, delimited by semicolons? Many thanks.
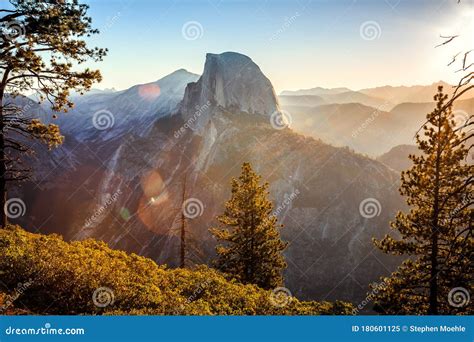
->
81;0;474;93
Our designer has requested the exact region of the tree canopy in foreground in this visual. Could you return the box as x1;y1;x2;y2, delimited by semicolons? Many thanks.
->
0;226;353;315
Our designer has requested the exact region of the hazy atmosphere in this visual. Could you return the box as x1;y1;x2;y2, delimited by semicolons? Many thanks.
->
76;0;474;92
0;0;472;331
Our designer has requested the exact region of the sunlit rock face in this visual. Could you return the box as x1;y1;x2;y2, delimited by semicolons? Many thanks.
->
179;52;280;132
18;52;403;306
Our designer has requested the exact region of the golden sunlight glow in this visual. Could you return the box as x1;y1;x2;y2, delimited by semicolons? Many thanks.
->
137;170;171;234
140;170;165;198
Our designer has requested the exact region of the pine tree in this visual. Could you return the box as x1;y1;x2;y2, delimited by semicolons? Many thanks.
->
180;174;187;268
372;86;473;315
210;162;288;290
0;0;106;227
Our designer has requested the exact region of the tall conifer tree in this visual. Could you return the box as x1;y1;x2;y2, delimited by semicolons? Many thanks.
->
372;87;473;315
0;0;106;226
210;162;288;290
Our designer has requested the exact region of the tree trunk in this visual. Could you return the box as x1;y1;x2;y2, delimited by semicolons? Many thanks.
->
0;123;6;227
247;211;255;284
428;112;443;315
429;232;439;314
180;213;186;268
180;175;187;268
0;89;7;228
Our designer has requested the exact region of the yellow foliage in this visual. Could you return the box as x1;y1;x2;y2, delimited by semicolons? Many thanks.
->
0;226;353;315
27;119;64;149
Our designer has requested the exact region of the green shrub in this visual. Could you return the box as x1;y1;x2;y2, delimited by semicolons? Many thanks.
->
0;226;353;315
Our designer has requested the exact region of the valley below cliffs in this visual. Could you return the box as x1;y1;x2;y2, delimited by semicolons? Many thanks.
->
16;52;405;305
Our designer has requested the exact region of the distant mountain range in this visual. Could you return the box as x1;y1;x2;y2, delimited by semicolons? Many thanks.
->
358;81;467;104
281;86;353;97
281;92;390;109
35;69;200;141
13;52;408;306
280;81;471;108
279;91;473;156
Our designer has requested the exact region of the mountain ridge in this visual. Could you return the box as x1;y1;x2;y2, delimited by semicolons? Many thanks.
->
280;81;473;107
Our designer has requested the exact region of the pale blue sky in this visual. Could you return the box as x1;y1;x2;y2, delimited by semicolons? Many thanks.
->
81;0;473;92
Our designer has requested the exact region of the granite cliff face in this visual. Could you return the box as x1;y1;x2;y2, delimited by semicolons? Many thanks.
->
179;52;279;131
17;52;404;304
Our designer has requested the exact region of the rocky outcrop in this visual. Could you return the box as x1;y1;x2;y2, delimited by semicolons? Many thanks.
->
179;52;279;132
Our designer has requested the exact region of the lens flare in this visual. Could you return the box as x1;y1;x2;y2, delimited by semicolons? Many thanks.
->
138;83;161;101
